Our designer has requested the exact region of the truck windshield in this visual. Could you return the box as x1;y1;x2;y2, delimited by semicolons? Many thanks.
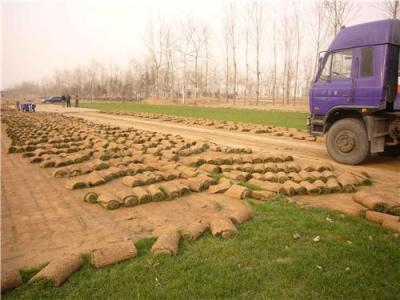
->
331;50;352;79
318;49;353;82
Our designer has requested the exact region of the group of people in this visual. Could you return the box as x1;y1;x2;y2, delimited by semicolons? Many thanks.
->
62;94;80;107
16;100;36;112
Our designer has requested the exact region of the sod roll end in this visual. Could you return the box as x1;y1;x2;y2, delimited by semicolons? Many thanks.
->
1;269;22;292
30;253;83;287
151;230;181;256
91;241;137;268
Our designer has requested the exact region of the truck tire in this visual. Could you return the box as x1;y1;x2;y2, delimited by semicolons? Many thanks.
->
326;118;369;165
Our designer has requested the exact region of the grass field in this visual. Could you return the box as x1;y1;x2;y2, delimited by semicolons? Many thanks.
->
4;199;400;299
81;103;308;130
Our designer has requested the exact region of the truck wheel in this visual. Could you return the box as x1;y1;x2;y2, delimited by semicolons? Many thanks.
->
326;118;369;165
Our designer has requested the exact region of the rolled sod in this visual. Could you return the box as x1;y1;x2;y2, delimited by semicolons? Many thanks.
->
97;192;121;209
326;177;342;193
91;241;137;268
313;180;330;194
208;179;232;194
337;173;359;192
187;176;210;192
116;190;139;206
300;181;321;195
365;210;399;224
289;181;307;195
30;254;83;287
263;171;277;182
388;205;400;216
209;217;239;238
248;178;280;193
288;172;302;183
229;204;253;224
353;191;392;212
146;184;165;201
86;171;106;186
122;175;145;187
223;170;251;181
132;186;151;204
151;230;181;256
199;163;221;174
279;181;295;196
174;181;191;196
350;171;372;186
52;167;70;178
321;170;336;180
180;222;209;240
382;220;400;232
159;182;181;199
298;170;314;182
65;179;88;190
83;191;99;203
252;190;275;201
276;172;289;183
1;269;22;292
224;184;252;200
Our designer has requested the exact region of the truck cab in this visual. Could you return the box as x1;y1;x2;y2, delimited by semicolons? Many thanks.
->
309;19;400;165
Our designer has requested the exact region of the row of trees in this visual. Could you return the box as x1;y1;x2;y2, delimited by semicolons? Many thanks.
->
5;0;400;105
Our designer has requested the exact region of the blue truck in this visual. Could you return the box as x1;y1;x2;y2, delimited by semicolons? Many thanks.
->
309;19;400;165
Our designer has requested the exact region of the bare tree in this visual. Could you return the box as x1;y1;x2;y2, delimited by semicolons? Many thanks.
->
202;25;212;96
281;1;293;104
163;25;176;99
87;60;100;101
311;0;328;80
225;3;238;103
250;1;264;105
272;21;277;104
293;3;302;104
182;18;205;103
222;13;230;103
380;0;400;19
243;3;251;100
145;19;165;98
324;0;354;36
178;24;192;104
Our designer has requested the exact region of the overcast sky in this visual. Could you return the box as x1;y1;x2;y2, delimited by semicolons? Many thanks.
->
1;0;388;89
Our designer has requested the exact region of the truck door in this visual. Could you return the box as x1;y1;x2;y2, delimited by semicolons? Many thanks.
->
353;47;381;107
311;49;354;115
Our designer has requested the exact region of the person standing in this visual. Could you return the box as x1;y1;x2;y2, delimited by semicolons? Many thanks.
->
61;95;66;107
66;94;71;107
75;95;80;107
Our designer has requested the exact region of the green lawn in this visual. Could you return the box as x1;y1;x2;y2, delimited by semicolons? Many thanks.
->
81;103;308;130
4;199;400;299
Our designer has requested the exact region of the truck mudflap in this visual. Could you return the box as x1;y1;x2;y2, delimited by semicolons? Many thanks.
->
365;116;387;153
